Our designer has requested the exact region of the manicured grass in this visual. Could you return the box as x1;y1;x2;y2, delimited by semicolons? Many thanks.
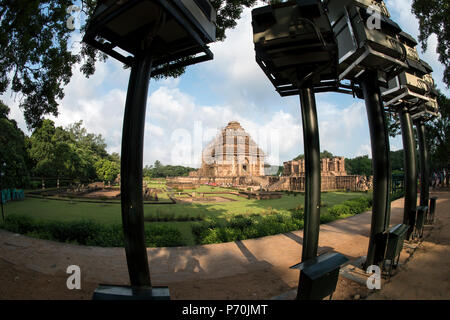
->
3;190;372;246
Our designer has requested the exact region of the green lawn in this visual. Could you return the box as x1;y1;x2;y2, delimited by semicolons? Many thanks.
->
3;191;371;245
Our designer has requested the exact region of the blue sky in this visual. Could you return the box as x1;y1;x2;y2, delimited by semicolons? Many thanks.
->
3;0;449;169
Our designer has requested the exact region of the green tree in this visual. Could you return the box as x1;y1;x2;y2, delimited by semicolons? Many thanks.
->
28;119;59;178
426;91;450;170
143;161;196;178
108;152;120;164
0;101;30;188
95;158;120;183
66;120;108;159
320;150;334;159
0;0;79;129
294;150;334;161
390;150;404;175
412;0;450;86
345;155;372;176
0;0;258;128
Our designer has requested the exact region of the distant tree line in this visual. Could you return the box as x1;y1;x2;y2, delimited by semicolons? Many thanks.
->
143;160;196;179
345;150;410;176
0;101;120;188
289;150;407;177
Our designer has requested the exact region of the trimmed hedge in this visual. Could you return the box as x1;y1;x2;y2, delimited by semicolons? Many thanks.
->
327;197;372;217
144;211;205;222
191;196;372;245
391;190;405;201
191;212;304;245
0;214;184;247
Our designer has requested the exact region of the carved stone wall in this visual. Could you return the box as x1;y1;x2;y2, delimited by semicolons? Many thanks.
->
283;157;347;176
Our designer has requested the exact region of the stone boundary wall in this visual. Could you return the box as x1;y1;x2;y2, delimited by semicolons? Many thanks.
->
167;175;372;192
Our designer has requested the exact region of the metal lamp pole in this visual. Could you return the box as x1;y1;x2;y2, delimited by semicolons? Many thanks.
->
297;85;321;300
416;120;429;207
399;105;417;239
1;162;5;222
120;44;154;291
360;70;392;268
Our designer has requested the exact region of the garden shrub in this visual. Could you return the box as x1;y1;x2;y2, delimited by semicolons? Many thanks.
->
3;215;36;234
0;214;183;247
290;204;304;220
25;229;54;241
145;224;184;247
328;204;350;217
144;212;204;222
47;220;103;245
391;190;405;201
229;215;254;230
200;228;222;244
86;224;124;247
191;220;218;243
320;213;337;224
341;199;367;215
327;197;372;217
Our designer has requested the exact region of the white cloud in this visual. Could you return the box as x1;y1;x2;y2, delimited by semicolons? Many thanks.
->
356;144;372;158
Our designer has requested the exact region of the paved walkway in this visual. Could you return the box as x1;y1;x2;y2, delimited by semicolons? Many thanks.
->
0;190;448;299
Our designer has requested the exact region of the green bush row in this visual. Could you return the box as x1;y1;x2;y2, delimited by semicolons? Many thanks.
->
327;196;372;217
144;211;205;222
391;190;405;201
191;196;372;245
191;212;305;245
0;214;184;247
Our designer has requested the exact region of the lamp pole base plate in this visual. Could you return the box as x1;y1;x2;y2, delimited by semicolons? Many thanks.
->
92;284;170;300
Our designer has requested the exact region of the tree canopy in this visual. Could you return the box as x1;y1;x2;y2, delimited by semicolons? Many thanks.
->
412;0;450;87
345;151;417;176
143;161;196;178
0;0;257;129
27;118;119;183
345;155;372;176
294;150;335;161
0;100;30;188
426;91;450;170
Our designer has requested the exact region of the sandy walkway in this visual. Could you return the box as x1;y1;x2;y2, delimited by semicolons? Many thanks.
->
0;190;448;300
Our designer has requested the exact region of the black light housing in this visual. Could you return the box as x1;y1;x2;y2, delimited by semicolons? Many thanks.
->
325;0;407;84
252;0;345;96
83;0;216;76
381;32;432;108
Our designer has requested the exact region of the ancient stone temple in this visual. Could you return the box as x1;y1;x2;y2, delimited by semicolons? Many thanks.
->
190;121;265;177
283;157;347;176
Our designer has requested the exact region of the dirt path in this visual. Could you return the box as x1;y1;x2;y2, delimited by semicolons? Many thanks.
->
367;188;450;300
0;190;449;300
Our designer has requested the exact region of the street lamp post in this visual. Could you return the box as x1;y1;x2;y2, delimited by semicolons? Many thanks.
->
252;0;349;300
83;0;216;300
324;0;411;268
0;162;5;222
359;70;392;267
399;106;417;240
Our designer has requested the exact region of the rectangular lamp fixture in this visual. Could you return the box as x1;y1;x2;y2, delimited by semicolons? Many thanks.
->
252;0;341;96
83;0;216;76
325;0;407;84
